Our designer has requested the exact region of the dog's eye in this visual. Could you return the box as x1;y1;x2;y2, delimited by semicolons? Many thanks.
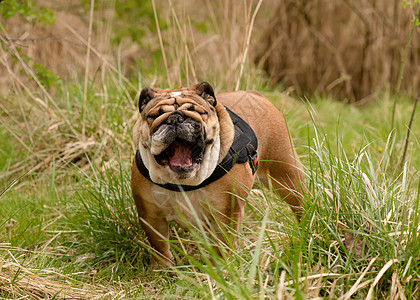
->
185;105;208;117
148;109;163;119
147;107;164;120
191;106;207;115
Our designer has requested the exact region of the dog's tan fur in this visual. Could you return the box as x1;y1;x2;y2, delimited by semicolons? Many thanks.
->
131;84;306;266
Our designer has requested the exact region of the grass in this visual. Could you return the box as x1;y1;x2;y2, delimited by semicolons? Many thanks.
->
162;110;420;299
1;1;420;298
1;85;418;298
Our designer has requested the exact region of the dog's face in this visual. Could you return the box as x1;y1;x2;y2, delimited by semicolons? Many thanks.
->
135;82;221;185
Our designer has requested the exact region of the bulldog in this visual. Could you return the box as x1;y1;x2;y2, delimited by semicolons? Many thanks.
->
131;82;306;266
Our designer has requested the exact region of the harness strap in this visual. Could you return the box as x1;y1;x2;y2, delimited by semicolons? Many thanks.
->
135;106;258;192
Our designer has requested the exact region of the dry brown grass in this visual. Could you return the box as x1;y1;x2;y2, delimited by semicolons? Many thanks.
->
0;6;88;87
2;0;418;102
255;0;420;101
0;0;140;179
0;0;270;179
0;245;109;299
0;0;271;91
146;0;269;91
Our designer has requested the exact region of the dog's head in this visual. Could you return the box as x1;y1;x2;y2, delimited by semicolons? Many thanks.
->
134;82;223;185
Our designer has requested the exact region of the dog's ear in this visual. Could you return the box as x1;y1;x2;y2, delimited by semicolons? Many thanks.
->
196;82;217;107
139;87;155;113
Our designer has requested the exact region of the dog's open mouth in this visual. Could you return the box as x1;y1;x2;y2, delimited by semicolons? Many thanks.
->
154;138;204;174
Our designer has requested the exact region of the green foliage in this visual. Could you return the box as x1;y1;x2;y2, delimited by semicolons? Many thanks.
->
402;1;420;9
0;0;55;24
32;61;62;89
5;46;62;90
0;0;59;89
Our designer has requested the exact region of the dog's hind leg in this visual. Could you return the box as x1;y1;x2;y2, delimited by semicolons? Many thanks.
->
262;159;306;221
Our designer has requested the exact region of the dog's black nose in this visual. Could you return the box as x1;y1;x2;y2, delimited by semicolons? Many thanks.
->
166;111;185;124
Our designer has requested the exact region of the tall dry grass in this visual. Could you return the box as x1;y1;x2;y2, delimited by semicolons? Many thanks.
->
1;0;418;181
0;0;272;90
255;0;420;101
0;0;270;179
2;0;418;102
0;0;138;178
145;0;268;91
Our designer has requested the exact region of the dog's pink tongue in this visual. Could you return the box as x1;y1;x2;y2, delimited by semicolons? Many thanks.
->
169;141;192;168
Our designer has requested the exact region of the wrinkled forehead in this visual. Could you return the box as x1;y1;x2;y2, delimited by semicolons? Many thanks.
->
142;88;216;134
146;87;212;110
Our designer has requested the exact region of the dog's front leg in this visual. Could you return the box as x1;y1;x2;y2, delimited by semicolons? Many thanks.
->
140;216;173;266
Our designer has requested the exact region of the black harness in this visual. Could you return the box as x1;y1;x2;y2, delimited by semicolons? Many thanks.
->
135;106;258;192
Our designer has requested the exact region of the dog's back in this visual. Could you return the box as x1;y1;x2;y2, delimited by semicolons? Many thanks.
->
217;91;306;216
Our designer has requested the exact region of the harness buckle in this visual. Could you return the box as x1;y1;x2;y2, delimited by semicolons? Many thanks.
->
249;152;258;174
245;144;258;175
